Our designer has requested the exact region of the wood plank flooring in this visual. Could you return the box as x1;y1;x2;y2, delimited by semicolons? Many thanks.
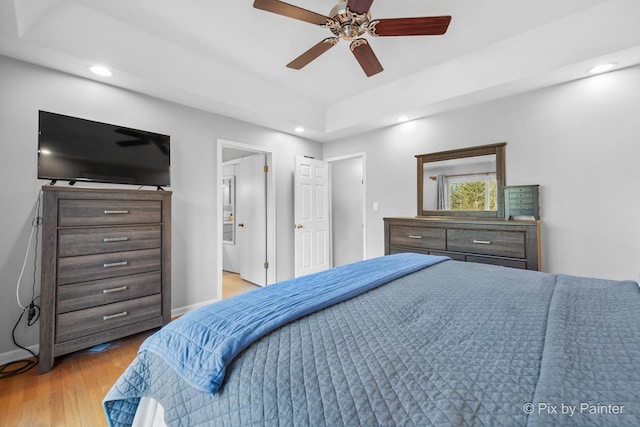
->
0;274;259;426
222;271;261;299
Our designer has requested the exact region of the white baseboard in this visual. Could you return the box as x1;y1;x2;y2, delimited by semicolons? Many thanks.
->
171;298;219;318
0;344;39;366
0;300;220;366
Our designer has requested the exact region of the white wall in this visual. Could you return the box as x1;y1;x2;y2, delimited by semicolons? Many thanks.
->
0;55;321;358
323;65;640;282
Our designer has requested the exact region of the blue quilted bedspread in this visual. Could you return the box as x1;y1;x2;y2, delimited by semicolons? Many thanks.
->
527;274;640;426
104;257;640;426
139;253;448;394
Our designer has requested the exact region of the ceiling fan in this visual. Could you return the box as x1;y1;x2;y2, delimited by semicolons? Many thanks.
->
253;0;451;77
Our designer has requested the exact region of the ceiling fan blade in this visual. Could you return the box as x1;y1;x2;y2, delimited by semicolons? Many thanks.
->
369;16;451;37
350;39;383;77
347;0;374;15
287;38;339;70
253;0;329;26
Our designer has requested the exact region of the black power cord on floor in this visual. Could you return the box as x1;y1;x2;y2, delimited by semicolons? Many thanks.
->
0;303;40;379
1;193;43;380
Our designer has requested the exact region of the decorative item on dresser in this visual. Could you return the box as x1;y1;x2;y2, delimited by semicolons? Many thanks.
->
384;217;541;271
504;185;540;220
38;186;171;374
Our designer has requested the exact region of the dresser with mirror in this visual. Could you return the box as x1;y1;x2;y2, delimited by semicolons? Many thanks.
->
384;142;541;271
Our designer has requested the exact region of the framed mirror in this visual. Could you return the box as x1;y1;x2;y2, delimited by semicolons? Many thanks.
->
222;176;235;243
416;142;506;218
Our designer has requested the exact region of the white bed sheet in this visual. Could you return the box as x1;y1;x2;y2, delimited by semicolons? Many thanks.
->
131;397;166;427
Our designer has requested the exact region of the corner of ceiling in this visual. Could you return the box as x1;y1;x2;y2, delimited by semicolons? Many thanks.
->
12;0;64;38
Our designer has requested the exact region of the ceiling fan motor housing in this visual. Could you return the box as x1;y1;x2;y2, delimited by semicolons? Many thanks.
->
327;1;370;41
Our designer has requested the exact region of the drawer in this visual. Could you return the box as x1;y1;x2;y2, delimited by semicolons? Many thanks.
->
58;248;161;285
507;201;534;208
389;225;446;250
507;207;535;216
508;188;534;197
58;226;161;257
58;199;161;227
506;186;535;193
57;271;161;313
447;229;525;258
466;255;527;269
388;246;429;256
56;294;161;343
509;195;534;204
429;250;466;261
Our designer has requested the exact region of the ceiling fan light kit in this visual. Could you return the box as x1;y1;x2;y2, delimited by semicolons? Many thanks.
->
253;0;451;77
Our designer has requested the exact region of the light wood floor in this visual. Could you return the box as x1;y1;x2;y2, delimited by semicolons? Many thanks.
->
0;274;259;426
222;271;261;299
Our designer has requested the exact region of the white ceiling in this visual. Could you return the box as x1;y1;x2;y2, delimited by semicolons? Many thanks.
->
2;0;640;141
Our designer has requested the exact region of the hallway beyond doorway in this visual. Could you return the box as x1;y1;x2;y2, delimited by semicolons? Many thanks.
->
223;271;260;299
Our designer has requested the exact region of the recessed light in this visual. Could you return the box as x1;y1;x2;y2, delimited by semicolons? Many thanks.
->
397;116;409;123
89;65;113;77
587;63;617;75
39;149;51;155
294;126;305;133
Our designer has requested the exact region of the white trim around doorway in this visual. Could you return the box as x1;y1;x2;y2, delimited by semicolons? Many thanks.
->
216;139;277;299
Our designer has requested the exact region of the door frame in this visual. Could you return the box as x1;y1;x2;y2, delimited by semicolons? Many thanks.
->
216;139;277;298
326;152;367;261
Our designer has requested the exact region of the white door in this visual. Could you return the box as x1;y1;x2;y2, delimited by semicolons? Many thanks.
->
237;154;267;286
294;156;330;277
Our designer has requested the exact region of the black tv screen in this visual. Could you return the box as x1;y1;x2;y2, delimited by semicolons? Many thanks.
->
38;111;171;187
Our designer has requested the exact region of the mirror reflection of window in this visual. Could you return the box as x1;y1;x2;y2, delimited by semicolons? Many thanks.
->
447;174;496;211
423;154;496;212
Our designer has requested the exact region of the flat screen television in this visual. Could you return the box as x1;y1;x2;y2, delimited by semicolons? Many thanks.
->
38;111;171;187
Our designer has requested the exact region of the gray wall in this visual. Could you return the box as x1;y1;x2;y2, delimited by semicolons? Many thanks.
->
0;55;321;359
330;157;364;267
323;65;640;282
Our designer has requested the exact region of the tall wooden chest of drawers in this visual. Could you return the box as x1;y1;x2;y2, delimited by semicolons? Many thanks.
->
384;217;541;271
39;186;171;373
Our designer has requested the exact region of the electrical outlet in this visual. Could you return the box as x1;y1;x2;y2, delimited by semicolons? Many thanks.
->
28;302;35;322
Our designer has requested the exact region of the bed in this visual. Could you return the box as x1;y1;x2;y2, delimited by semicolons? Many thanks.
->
103;253;640;426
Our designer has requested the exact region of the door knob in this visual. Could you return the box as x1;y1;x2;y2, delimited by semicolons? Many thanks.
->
238;223;245;228
296;224;303;229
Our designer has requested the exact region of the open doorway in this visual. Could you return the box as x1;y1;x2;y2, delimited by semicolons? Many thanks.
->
327;153;366;267
217;139;276;300
293;153;367;277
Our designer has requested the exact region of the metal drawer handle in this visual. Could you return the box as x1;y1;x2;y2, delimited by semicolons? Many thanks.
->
102;285;128;294
473;240;492;245
103;311;128;321
103;237;129;243
103;261;128;268
408;235;423;239
104;210;129;215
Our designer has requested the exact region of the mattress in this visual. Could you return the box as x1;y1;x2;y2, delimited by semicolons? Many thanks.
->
104;255;640;426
